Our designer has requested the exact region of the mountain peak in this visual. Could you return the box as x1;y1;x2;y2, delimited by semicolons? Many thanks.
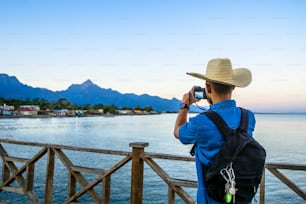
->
0;73;181;111
0;73;22;86
80;79;98;89
82;79;93;85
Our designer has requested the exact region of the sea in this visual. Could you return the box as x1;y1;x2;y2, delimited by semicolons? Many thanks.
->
0;113;305;204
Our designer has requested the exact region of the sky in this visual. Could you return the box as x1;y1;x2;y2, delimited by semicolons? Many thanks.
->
0;0;306;113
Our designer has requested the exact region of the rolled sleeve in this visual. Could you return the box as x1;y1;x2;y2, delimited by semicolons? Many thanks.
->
178;117;198;144
247;110;256;136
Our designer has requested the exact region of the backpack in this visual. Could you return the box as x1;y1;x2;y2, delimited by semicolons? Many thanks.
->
200;108;266;203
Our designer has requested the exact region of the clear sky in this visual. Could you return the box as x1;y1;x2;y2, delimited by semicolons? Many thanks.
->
0;0;306;113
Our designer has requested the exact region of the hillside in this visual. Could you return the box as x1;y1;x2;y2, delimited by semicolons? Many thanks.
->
0;73;185;112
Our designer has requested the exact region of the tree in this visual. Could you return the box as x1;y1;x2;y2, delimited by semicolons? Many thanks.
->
82;104;92;111
103;104;117;114
134;104;142;110
54;98;71;109
121;106;132;110
32;98;50;110
143;106;153;112
94;104;104;110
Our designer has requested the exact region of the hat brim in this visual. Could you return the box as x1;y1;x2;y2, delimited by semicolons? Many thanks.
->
186;68;252;87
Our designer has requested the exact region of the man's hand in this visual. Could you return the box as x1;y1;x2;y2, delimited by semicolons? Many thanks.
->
173;87;199;139
182;86;199;105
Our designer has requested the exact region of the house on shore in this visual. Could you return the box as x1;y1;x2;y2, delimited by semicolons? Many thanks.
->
0;104;15;116
17;105;40;116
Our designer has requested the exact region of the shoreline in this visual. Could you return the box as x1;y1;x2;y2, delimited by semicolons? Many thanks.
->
0;112;163;119
1;112;306;119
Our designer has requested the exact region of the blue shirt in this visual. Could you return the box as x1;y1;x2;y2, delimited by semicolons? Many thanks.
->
178;100;256;204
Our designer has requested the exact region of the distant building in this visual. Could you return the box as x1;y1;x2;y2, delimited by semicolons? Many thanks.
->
75;110;85;116
133;109;142;114
52;109;69;117
0;104;15;115
17;105;40;116
117;110;133;115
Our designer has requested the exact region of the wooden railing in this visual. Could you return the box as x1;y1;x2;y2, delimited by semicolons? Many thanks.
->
260;163;306;203
0;139;305;204
0;139;195;204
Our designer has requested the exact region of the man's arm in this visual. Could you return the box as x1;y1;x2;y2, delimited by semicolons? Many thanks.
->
173;90;195;139
173;108;188;138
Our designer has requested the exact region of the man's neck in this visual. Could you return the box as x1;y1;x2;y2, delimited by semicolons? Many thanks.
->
211;94;232;104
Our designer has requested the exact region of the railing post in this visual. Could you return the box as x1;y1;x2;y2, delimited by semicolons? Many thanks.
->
102;175;111;204
45;148;55;204
260;168;265;204
168;187;175;204
129;142;149;204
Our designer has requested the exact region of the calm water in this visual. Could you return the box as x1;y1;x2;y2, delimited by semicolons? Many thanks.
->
0;114;305;203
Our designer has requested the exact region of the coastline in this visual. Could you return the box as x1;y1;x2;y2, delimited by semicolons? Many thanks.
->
0;112;162;119
1;112;306;119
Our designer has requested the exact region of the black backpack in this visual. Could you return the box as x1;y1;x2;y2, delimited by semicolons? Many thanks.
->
199;108;266;203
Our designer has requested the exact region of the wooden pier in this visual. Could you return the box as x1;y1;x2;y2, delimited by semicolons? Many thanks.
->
0;139;305;203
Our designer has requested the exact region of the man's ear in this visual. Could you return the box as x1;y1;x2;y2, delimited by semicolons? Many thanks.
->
206;83;212;94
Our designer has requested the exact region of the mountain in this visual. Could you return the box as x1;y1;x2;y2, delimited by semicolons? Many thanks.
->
0;74;56;100
0;73;185;112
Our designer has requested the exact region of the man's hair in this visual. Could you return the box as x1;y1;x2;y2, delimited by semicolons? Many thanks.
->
210;82;234;95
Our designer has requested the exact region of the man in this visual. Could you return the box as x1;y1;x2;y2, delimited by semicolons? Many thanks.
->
173;58;256;203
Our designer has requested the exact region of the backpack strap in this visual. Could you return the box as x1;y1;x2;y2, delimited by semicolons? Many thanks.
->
203;108;249;141
203;111;232;141
238;108;249;132
189;108;249;156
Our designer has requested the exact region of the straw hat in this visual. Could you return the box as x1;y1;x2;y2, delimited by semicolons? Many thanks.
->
186;58;252;87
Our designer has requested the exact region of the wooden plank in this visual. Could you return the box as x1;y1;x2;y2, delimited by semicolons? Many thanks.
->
71;165;105;175
268;168;306;200
0;147;47;187
169;178;197;188
2;162;10;183
144;157;170;182
3;156;29;163
144;158;196;204
0;139;130;156
173;186;195;204
0;144;10;183
144;152;194;162
266;163;306;171
260;169;265;204
2;160;25;186
130;144;146;204
168;186;175;204
0;146;45;204
102;175;111;204
1;161;40;203
69;171;101;203
0;144;9;157
65;155;131;204
25;162;35;191
1;186;24;194
68;172;76;197
45;148;55;204
54;148;101;203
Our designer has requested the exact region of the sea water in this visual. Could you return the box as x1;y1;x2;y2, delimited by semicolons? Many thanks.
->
0;113;305;203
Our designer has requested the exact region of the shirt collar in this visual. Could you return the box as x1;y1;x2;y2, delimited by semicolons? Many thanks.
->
209;100;236;111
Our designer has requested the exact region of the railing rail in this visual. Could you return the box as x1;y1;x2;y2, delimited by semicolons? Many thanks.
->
0;139;132;204
0;139;305;204
260;163;306;203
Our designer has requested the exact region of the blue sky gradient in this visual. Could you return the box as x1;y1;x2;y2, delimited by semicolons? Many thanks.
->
1;0;306;112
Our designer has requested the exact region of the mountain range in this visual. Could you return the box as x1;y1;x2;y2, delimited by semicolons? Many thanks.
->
0;73;198;112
